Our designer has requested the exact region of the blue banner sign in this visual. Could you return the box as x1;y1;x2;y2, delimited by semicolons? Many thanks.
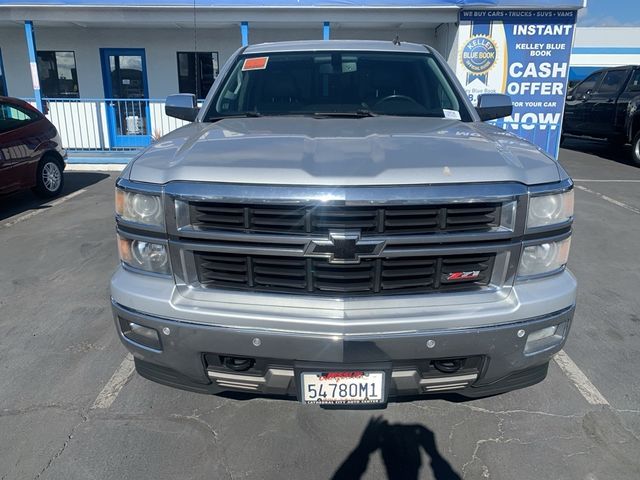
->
455;10;577;158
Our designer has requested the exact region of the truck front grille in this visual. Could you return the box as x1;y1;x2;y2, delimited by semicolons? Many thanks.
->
194;252;495;296
189;202;501;235
168;183;523;297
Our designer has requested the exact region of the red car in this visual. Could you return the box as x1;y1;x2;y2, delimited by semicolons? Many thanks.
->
0;96;66;198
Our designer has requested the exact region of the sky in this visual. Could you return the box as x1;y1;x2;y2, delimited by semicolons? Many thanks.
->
578;0;640;26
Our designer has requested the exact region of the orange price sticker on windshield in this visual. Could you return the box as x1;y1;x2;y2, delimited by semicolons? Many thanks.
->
242;56;269;71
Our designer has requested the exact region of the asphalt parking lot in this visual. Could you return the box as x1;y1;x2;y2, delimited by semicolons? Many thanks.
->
1;140;640;480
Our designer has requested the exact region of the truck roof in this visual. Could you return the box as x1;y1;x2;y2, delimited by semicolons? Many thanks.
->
243;39;431;55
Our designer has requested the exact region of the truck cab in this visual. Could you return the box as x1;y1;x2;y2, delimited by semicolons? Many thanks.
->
563;66;640;165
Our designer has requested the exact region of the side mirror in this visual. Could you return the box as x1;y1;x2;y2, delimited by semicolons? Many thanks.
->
165;94;199;122
476;93;513;121
628;83;640;92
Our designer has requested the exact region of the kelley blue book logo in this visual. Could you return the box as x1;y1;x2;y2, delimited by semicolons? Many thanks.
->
461;35;498;75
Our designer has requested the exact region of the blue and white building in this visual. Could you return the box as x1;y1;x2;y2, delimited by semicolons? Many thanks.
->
0;1;589;158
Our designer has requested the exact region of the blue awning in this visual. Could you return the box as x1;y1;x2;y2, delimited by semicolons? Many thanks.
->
2;1;587;8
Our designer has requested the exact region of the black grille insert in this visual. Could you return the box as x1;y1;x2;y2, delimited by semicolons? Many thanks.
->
194;252;495;296
189;202;501;236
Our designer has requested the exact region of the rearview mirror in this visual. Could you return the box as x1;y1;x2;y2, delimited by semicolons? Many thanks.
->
476;93;513;121
165;94;199;122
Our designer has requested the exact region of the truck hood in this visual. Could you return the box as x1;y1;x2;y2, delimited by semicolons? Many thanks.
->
128;116;560;186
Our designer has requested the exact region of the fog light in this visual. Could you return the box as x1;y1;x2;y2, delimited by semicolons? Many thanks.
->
119;318;161;350
527;325;557;343
524;323;564;354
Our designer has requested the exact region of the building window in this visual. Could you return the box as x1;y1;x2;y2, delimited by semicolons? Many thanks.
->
36;51;79;98
0;49;7;96
177;52;219;99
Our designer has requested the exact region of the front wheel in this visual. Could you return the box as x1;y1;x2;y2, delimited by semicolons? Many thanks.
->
632;132;640;167
33;155;64;198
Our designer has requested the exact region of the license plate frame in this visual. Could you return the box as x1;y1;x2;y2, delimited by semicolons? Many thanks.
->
299;370;387;405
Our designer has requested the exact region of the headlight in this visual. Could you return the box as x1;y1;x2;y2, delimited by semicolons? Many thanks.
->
518;236;571;277
527;190;574;229
118;235;170;275
115;188;164;227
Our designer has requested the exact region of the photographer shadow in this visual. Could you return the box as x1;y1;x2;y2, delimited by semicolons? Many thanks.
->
333;416;461;480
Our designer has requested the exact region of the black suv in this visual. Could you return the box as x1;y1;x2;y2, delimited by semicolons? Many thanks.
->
563;66;640;166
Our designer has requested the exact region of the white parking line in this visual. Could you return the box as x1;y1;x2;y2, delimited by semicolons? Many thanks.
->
1;188;87;228
554;350;609;406
575;185;640;216
91;354;136;410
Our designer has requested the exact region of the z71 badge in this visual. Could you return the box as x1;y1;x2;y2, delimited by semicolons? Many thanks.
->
446;271;481;281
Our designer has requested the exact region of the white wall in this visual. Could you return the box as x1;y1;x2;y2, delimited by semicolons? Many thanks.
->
574;27;640;48
0;28;32;99
0;26;242;99
1;23;445;100
331;27;435;45
434;22;457;66
571;27;640;69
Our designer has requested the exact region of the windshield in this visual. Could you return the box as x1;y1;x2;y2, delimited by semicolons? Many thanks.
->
204;51;471;121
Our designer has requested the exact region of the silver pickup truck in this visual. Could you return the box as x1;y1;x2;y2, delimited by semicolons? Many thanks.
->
111;40;576;405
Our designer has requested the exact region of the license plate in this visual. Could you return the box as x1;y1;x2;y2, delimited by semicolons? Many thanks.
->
300;371;385;405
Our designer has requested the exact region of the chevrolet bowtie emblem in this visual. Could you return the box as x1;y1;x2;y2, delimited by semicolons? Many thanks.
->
304;230;386;264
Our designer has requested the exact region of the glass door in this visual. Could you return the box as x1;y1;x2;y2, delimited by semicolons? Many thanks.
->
100;48;150;148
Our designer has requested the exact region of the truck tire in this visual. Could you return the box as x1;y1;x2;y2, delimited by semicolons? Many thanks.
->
32;154;65;198
633;132;640;167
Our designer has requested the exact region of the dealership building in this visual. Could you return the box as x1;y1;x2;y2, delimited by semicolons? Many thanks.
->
571;27;640;84
4;0;633;159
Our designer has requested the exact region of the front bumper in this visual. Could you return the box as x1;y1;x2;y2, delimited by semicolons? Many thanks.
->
111;290;575;399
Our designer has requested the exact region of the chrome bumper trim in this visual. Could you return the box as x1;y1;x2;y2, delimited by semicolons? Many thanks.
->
392;370;479;392
207;368;480;394
208;368;295;391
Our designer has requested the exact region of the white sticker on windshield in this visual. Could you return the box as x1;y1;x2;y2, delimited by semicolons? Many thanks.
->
443;109;461;120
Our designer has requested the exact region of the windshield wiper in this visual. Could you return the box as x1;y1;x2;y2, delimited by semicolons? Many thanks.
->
205;111;262;122
312;109;377;118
